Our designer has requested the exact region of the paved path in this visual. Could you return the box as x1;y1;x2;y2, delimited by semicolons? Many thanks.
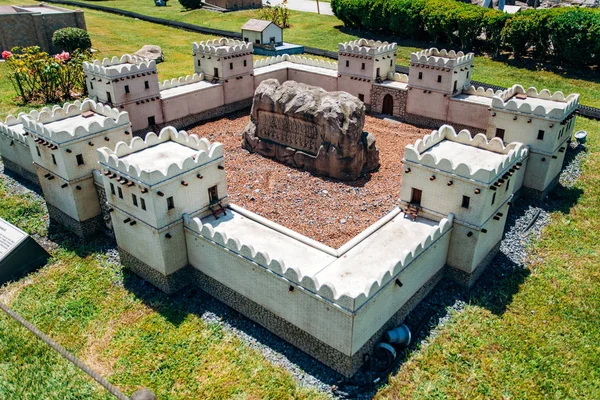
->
263;0;333;15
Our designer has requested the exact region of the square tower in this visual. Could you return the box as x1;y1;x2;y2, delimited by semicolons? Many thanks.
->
22;99;132;238
83;55;163;133
97;127;228;293
399;125;529;285
0;113;38;184
337;39;397;107
486;85;579;198
405;49;474;122
192;38;254;104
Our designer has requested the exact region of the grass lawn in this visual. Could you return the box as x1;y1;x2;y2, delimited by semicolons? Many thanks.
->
1;1;600;398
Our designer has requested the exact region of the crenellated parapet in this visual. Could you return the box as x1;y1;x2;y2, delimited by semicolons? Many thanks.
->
0;113;29;145
410;48;474;68
184;211;453;311
21;99;130;143
338;39;397;56
192;38;253;56
491;84;580;121
83;54;157;78
463;85;503;98
159;73;205;90
405;125;529;183
97;126;223;185
353;214;454;309
386;71;409;83
254;54;338;71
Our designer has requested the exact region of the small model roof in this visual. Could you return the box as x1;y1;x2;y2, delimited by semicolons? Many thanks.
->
241;19;277;32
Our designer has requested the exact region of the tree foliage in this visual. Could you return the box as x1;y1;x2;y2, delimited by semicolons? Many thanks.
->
52;27;92;52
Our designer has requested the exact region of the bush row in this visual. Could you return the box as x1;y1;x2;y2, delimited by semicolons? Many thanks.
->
330;0;600;66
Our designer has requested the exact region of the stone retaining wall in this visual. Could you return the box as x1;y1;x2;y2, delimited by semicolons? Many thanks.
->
47;203;104;240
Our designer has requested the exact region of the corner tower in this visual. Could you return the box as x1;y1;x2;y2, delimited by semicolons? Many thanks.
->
97;127;228;293
23;99;132;238
83;55;163;133
337;39;397;107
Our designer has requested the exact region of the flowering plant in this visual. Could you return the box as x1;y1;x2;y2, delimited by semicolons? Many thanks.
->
3;47;90;103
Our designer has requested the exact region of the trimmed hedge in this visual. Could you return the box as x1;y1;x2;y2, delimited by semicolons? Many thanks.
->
52;27;92;52
331;0;600;66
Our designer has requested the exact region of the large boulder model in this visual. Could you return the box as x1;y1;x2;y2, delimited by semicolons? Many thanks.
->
242;80;379;180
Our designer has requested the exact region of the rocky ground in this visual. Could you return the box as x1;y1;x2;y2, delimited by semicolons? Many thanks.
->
189;110;429;248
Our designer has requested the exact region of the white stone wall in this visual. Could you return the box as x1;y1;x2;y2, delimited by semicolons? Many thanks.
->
0;116;36;177
161;84;225;122
338;76;373;105
193;39;254;81
448;98;489;131
288;69;338;92
406;90;450;123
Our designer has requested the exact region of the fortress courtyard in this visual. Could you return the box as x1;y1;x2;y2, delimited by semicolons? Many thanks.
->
189;110;429;247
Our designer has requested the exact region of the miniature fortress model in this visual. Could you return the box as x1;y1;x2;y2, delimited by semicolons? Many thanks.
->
0;38;580;377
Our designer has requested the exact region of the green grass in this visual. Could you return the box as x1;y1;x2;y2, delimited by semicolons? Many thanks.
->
376;117;600;399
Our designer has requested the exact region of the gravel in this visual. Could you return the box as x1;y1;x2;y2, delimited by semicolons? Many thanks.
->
189;111;429;248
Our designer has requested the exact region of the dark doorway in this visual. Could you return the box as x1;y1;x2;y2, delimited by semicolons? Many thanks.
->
106;92;112;104
411;188;422;205
213;68;219;78
382;94;394;115
208;185;219;204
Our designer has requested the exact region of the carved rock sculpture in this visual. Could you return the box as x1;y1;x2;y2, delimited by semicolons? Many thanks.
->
242;79;379;180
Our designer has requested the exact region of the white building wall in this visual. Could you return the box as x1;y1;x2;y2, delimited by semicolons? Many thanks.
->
288;69;338;92
262;24;282;44
338;76;373;105
447;99;489;131
242;30;261;45
0;136;36;176
186;232;356;355
406;90;449;121
161;85;225;122
351;230;450;352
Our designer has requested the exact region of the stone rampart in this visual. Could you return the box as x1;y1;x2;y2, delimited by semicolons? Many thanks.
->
410;48;474;68
338;39;397;56
21;99;130;143
491;84;580;121
158;73;205;90
0;114;28;145
83;55;156;77
386;72;409;83
192;38;253;56
97;126;223;185
463;85;503;98
184;210;453;311
405;125;529;183
253;54;338;71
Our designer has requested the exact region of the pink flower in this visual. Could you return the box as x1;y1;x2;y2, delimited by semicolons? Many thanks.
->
1;50;12;60
54;51;70;62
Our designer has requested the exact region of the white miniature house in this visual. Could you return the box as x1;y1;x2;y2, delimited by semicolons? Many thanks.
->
241;19;283;47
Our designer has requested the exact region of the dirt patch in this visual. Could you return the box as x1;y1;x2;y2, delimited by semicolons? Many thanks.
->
189;111;429;248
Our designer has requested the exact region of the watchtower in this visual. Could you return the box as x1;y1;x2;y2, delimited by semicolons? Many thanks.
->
192;38;254;104
83;55;163;133
97;126;228;293
22;99;132;238
337;39;397;107
399;125;528;286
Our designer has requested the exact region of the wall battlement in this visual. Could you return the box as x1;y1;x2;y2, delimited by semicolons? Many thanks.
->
192;38;253;56
410;48;474;68
405;125;528;183
184;211;453;311
21;99;130;143
491;84;579;121
159;73;205;90
338;39;397;56
98;127;223;185
0;114;28;145
386;72;409;83
463;85;503;98
254;54;338;71
83;55;157;77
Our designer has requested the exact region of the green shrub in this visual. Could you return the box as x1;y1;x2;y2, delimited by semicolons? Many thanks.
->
384;0;426;39
2;46;91;103
178;0;202;10
455;5;483;50
549;9;600;66
483;9;509;57
52;27;92;52
421;0;459;44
